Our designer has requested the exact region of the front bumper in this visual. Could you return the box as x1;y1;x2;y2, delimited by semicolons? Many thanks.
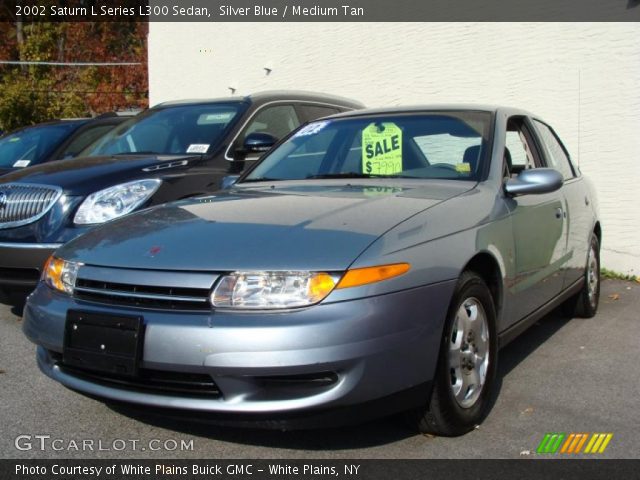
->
24;280;456;423
0;242;60;290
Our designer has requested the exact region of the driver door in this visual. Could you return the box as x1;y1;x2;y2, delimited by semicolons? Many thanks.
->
504;117;568;324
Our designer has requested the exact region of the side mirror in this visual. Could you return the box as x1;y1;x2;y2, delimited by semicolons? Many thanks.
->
221;175;239;189
504;168;563;196
242;132;278;154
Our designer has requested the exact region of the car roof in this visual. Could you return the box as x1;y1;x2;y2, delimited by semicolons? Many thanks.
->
1;112;137;137
2;119;89;136
82;115;131;126
153;91;364;109
325;104;535;119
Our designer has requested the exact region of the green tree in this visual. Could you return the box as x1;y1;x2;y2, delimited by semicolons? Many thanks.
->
0;20;148;132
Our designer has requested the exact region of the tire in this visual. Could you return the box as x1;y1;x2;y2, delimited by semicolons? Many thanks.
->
415;271;498;436
563;233;600;319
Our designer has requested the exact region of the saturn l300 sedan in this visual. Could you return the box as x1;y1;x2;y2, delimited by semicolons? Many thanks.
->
22;106;601;435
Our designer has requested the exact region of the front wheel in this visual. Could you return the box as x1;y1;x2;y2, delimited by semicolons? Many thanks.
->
415;271;498;436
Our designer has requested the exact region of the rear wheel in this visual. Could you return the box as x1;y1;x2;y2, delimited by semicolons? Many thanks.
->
563;233;600;318
416;271;498;436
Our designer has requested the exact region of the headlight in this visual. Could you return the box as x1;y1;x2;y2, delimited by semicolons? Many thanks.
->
42;256;80;294
211;271;339;309
210;263;411;310
73;179;161;225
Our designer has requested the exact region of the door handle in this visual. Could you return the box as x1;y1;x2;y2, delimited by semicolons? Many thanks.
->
555;207;563;219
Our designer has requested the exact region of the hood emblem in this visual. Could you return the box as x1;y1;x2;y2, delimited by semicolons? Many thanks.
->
146;245;163;257
0;192;7;209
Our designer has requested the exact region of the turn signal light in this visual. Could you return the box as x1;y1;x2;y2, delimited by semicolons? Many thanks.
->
336;263;411;289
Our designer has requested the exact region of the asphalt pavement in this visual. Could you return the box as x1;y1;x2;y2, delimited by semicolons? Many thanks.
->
1;279;638;459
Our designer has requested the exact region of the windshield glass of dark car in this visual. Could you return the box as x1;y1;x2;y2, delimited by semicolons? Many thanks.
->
81;103;245;156
244;112;492;182
0;122;80;168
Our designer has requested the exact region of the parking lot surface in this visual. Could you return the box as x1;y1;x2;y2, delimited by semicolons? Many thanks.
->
1;279;638;459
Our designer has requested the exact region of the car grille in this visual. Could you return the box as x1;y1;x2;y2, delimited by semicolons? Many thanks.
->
0;183;62;229
74;278;212;311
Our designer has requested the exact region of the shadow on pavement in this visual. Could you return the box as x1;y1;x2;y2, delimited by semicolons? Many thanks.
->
498;309;571;378
482;307;572;423
10;304;24;318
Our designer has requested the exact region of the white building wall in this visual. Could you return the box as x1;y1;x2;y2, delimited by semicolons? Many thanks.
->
149;23;640;274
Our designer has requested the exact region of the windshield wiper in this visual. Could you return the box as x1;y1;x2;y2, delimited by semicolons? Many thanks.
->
306;172;411;179
241;177;285;183
112;151;161;155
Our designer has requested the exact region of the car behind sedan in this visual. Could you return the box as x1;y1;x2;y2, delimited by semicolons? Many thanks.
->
22;106;601;435
0;114;131;176
0;91;363;305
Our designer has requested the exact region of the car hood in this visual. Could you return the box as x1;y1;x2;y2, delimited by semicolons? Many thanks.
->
0;154;195;195
59;180;475;271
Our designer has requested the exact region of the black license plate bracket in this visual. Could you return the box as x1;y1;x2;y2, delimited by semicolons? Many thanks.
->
63;310;144;377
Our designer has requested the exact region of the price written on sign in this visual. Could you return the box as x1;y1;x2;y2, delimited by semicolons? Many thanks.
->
362;122;403;175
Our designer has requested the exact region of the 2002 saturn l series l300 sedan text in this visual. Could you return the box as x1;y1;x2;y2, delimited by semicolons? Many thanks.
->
22;106;601;436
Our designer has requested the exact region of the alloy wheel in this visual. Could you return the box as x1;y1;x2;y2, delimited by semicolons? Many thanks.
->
587;244;599;310
448;297;490;409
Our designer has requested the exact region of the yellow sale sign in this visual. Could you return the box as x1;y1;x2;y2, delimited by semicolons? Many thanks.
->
362;122;403;175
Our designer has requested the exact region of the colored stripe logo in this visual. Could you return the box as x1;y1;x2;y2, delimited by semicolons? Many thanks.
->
537;433;613;454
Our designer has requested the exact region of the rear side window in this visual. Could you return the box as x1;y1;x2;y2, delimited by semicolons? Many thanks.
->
299;105;340;122
533;120;575;179
244;105;301;141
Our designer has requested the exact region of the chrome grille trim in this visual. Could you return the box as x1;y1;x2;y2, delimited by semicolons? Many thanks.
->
72;267;217;311
0;242;63;249
74;286;209;304
0;183;63;229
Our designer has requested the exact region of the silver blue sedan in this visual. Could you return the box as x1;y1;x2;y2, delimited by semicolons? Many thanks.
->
23;106;601;435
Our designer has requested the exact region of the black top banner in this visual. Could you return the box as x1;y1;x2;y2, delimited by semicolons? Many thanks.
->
1;0;639;22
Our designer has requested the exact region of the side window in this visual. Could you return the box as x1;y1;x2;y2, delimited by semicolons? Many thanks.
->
299;104;340;122
243;105;301;142
505;118;543;177
533;120;575;180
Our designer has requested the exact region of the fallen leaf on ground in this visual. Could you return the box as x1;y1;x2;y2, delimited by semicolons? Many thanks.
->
521;407;534;415
608;293;620;301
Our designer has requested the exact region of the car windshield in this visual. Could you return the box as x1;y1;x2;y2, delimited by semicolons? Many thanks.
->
244;112;492;182
0;122;81;168
81;103;246;157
